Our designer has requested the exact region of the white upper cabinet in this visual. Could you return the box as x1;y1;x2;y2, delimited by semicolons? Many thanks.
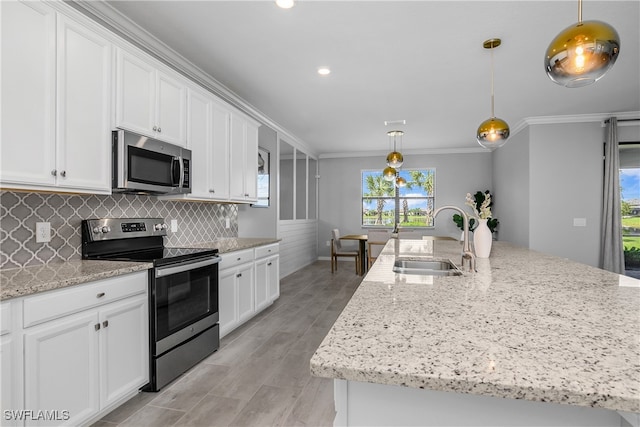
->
56;15;112;192
162;86;258;203
0;1;112;194
115;48;187;146
210;99;231;200
229;111;259;202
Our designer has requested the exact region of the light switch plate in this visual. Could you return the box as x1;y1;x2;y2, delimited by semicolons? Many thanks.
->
573;218;587;227
170;219;178;232
36;222;51;243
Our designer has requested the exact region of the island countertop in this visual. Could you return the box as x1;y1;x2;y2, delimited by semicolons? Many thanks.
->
310;239;640;414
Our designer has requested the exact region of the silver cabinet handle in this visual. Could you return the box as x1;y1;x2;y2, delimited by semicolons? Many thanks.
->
102;320;109;328
158;127;162;133
60;171;66;177
267;262;272;266
96;292;105;298
51;170;57;176
95;323;101;331
236;273;242;278
209;189;215;193
153;126;157;131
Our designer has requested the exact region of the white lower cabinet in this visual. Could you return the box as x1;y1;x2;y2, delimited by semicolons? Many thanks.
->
1;301;22;427
255;243;280;313
17;271;149;427
219;253;254;338
218;244;280;338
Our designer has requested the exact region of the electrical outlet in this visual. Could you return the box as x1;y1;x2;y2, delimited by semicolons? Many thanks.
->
36;222;51;243
326;240;330;247
225;218;231;229
170;219;178;232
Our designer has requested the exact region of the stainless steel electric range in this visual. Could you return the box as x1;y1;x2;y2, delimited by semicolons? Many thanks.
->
81;218;220;391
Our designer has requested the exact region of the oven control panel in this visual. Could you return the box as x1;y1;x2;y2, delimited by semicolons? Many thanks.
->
82;218;168;241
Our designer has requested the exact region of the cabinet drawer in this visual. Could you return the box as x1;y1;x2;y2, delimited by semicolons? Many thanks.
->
219;249;254;271
23;271;148;328
255;243;279;259
0;301;11;336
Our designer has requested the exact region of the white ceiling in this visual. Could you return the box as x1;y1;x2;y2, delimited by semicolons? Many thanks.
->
104;0;640;156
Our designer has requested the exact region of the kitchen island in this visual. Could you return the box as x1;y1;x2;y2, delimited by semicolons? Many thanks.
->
310;239;640;426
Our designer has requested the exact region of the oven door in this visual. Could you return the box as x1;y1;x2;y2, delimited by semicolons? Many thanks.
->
152;256;220;355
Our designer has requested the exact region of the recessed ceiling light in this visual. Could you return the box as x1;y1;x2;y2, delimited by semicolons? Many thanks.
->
275;0;295;9
317;67;331;76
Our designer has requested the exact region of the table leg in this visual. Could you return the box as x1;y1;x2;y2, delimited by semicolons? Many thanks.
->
359;240;367;275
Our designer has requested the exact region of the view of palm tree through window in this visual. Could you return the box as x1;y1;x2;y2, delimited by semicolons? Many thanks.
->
362;169;435;227
621;159;640;276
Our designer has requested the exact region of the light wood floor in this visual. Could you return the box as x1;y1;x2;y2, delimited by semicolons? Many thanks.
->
94;260;362;427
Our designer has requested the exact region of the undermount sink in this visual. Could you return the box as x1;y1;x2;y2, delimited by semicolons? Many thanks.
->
392;258;462;276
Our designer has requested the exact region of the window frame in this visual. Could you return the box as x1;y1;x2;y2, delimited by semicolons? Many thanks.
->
361;168;436;228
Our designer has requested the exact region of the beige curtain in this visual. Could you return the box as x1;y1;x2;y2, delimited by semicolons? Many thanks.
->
600;118;625;274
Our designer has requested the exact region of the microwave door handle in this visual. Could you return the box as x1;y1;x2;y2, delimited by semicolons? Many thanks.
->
172;156;184;188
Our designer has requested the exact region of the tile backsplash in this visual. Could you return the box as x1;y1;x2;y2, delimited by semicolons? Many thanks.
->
0;191;238;269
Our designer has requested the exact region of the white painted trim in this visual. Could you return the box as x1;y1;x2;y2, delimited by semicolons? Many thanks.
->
319;147;489;159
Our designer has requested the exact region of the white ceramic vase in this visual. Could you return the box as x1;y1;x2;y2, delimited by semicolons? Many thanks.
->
473;218;492;258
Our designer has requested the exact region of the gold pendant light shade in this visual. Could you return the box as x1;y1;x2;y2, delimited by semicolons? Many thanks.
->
383;166;397;181
386;151;404;168
477;117;510;149
386;130;404;168
545;20;620;88
395;176;407;188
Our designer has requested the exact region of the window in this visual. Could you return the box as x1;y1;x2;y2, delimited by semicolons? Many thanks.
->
620;143;640;277
362;169;435;227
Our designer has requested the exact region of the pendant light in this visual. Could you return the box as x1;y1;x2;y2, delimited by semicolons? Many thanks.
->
477;38;510;150
386;130;404;168
395;175;407;188
545;0;620;88
383;166;396;182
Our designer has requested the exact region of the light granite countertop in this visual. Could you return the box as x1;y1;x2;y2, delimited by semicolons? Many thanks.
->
1;237;279;301
179;237;280;253
310;239;640;413
0;260;153;300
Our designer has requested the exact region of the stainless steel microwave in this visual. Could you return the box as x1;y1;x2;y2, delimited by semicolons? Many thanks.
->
112;130;191;195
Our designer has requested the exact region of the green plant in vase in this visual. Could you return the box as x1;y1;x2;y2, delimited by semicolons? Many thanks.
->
452;190;499;233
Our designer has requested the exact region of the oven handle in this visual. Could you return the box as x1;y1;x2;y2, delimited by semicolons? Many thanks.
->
155;256;220;278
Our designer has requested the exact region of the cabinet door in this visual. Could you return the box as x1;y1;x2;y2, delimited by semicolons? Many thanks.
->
210;101;231;200
186;88;213;199
229;113;247;201
237;263;255;323
115;48;156;138
254;258;270;313
267;254;280;302
24;311;100;426
99;295;148;409
0;1;56;187
0;334;18;427
56;15;112;192
244;121;259;201
219;268;239;338
156;70;186;145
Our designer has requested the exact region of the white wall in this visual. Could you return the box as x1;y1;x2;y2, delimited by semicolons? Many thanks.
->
492;128;530;248
238;124;278;238
317;152;493;257
493;120;640;268
528;122;604;267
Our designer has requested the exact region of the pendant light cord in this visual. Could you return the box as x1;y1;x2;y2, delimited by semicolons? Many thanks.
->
578;0;582;23
490;47;495;118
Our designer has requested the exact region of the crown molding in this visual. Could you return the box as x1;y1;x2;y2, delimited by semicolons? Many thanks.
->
522;111;640;127
65;0;316;157
319;147;489;159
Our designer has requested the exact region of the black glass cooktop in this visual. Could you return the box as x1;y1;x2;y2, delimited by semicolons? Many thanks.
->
93;247;219;267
